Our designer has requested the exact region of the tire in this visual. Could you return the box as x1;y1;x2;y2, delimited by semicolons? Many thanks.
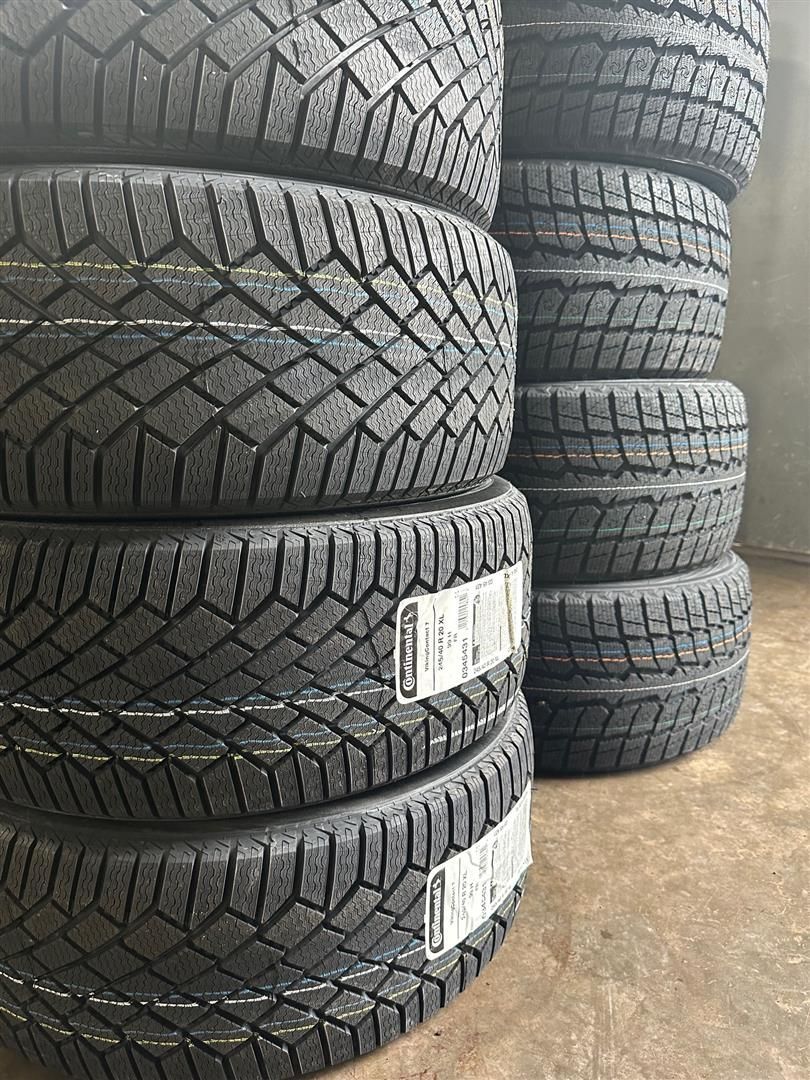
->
0;694;533;1080
504;380;746;583
0;478;530;820
0;0;504;227
502;0;769;196
524;555;751;772
491;160;730;380
0;166;515;518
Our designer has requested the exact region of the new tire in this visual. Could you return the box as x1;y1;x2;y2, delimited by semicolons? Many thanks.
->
505;380;747;583
0;0;504;226
0;479;530;819
0;166;515;517
524;556;751;772
0;696;533;1079
492;160;730;380
502;0;768;197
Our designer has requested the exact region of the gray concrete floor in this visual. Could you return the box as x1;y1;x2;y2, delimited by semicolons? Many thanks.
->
0;555;807;1080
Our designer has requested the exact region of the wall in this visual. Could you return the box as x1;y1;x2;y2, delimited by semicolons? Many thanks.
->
714;0;810;555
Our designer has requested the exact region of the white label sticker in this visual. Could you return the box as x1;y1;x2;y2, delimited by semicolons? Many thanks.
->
395;562;523;703
424;783;533;960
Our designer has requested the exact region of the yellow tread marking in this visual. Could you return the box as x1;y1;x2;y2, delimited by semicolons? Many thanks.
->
0;259;516;312
0;877;522;1048
0;672;514;766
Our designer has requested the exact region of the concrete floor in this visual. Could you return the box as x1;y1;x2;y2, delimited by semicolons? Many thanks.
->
0;554;807;1080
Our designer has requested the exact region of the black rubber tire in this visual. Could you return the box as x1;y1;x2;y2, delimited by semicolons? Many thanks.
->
491;160;730;380
524;555;751;772
0;0;504;228
0;694;533;1080
0;165;515;519
0;477;530;820
502;0;769;197
504;380;747;583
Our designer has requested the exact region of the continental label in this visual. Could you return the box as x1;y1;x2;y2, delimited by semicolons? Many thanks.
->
424;784;533;960
397;601;421;700
394;563;523;703
428;868;446;956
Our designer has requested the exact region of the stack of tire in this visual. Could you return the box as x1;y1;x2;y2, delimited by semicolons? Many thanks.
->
0;3;534;1078
496;0;768;772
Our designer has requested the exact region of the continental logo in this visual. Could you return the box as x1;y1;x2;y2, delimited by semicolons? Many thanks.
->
398;602;420;700
428;869;446;955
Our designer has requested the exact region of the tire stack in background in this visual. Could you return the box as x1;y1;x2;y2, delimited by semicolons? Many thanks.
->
496;0;769;772
0;3;534;1078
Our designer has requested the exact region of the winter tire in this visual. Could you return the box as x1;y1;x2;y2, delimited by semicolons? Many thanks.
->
502;0;769;197
524;555;751;772
0;478;530;819
491;160;730;380
0;694;533;1079
505;380;746;583
0;166;515;517
0;0;504;226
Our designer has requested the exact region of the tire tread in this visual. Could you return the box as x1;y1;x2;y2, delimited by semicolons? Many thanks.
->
0;166;515;517
0;0;504;225
502;0;768;193
492;160;730;380
505;380;747;583
0;480;531;819
0;698;533;1078
524;556;752;771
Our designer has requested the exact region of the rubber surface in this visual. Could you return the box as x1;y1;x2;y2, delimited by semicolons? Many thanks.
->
505;380;747;583
491;160;730;380
0;0;504;227
0;694;532;1080
524;556;751;772
0;477;530;820
0;166;515;518
502;0;769;196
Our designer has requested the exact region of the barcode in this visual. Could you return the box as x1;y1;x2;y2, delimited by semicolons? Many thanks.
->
458;592;469;632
